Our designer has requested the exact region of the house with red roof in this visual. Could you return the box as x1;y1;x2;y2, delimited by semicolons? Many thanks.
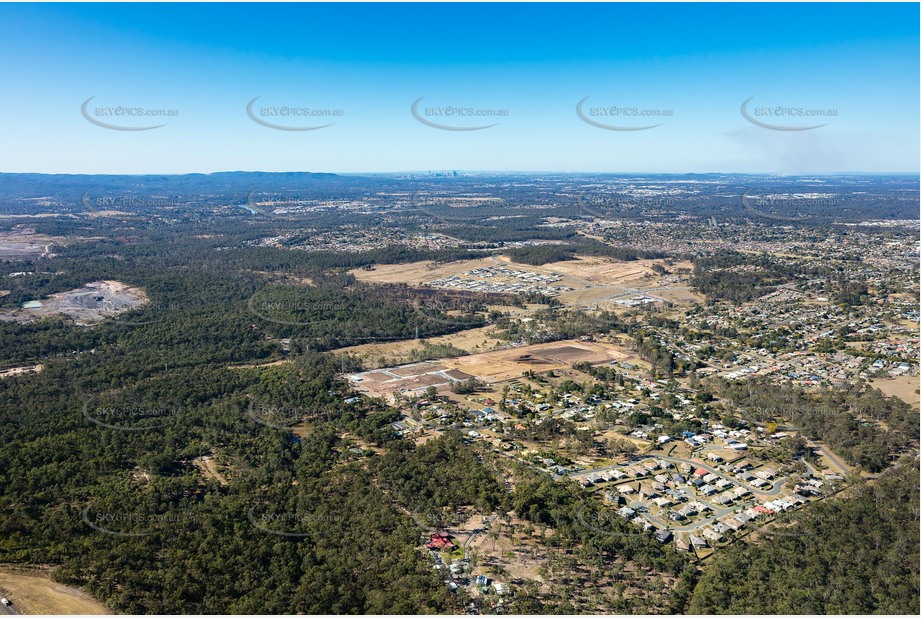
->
424;532;457;551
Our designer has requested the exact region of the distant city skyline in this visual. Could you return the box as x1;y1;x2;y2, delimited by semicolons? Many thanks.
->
1;2;918;175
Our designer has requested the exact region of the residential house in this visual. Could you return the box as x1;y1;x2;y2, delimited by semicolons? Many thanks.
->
425;532;457;551
702;528;723;543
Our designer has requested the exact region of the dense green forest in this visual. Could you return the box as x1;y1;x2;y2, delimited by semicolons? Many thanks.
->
691;251;816;304
504;237;667;266
0;353;460;613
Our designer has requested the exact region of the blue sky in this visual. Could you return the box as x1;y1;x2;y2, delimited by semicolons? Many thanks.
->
1;2;918;174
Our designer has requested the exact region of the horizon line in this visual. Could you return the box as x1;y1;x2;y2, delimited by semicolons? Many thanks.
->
1;170;918;177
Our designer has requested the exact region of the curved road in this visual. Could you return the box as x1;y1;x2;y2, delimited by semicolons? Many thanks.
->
570;453;787;498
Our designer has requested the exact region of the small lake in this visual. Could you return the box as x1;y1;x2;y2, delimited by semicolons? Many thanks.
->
22;300;43;309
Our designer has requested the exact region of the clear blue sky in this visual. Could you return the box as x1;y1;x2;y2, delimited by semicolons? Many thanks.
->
1;2;918;174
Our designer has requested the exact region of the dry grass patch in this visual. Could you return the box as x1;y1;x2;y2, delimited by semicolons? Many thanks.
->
0;566;110;615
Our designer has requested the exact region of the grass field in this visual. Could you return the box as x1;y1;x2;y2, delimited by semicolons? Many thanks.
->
0;566;109;614
335;325;508;368
870;375;920;408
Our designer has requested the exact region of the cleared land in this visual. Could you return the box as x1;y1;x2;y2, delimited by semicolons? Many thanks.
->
354;255;673;287
0;365;42;379
193;456;229;486
0;567;109;614
0;280;148;326
349;339;631;398
336;325;510;369
351;255;700;309
0;229;59;260
870;376;920;408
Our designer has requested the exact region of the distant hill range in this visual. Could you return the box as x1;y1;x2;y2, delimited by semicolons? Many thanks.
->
0;171;343;197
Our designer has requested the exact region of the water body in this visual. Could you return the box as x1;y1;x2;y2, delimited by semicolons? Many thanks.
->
22;300;43;309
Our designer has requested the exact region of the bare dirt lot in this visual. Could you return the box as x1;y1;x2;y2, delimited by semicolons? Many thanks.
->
349;339;630;398
451;340;627;382
351;255;701;310
0;228;59;260
353;255;654;286
0;365;43;379
193;455;229;486
336;325;508;368
0;280;148;326
0;566;109;614
464;514;548;586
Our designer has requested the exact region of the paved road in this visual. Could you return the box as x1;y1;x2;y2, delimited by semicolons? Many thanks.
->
812;443;851;476
574;286;692;309
574;453;807;538
0;603;20;616
640;505;736;534
569;453;786;498
463;515;497;560
658;453;789;498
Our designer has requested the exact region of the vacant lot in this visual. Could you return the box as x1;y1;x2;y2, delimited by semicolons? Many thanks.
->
353;255;670;287
349;339;630;398
336;325;508;369
0;567;109;614
870;376;920;408
451;340;627;382
0;229;59;260
193;455;229;486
